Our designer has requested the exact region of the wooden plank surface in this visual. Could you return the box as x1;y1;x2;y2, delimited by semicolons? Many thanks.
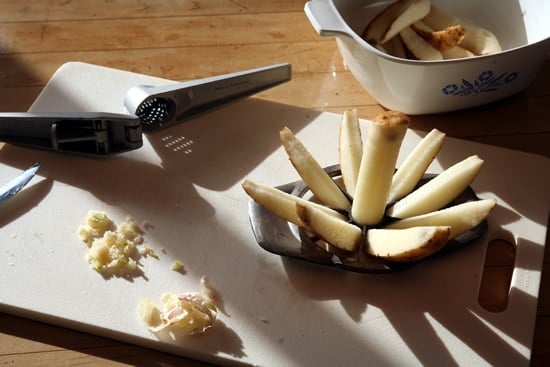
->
1;1;548;366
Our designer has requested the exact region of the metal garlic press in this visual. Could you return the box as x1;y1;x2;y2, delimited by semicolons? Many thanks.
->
0;63;291;156
123;63;291;133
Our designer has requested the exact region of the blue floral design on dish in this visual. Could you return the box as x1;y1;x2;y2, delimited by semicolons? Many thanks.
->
442;70;518;96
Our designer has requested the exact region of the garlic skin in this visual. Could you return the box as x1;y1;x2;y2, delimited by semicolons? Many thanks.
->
137;276;218;334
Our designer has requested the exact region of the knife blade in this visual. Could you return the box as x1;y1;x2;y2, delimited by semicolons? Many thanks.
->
0;163;40;205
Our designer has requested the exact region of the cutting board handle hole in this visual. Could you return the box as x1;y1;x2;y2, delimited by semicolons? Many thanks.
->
478;238;516;312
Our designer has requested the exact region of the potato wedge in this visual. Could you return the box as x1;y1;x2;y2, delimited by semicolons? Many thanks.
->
386;155;484;218
462;25;501;55
362;0;431;44
280;127;350;210
366;226;451;262
351;111;409;225
388;128;445;203
386;198;496;239
242;179;345;226
383;35;408;58
296;202;363;252
399;26;443;60
441;45;475;59
422;5;501;55
339;109;363;197
411;21;465;51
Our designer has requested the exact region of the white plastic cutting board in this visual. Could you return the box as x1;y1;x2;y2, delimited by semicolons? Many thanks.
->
1;62;549;366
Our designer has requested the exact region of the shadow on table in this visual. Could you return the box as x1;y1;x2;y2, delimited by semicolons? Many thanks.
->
0;53;45;112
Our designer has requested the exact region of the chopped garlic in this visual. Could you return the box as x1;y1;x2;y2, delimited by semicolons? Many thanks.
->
78;210;152;274
78;210;115;246
118;217;144;244
86;231;137;271
171;260;184;271
139;246;159;259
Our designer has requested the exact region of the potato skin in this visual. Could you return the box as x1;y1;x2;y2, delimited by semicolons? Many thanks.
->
366;226;451;262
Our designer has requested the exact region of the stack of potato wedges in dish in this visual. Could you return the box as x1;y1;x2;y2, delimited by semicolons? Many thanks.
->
361;0;502;60
242;110;496;263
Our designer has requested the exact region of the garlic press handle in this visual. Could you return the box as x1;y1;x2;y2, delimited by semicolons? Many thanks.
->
0;112;142;156
177;62;292;116
125;63;292;133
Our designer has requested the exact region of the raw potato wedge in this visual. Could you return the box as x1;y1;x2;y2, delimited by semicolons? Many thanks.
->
422;5;501;55
384;35;408;58
399;26;443;60
388;128;445;203
242;179;345;226
362;0;431;44
296;202;363;252
280;127;350;210
351;111;409;225
386;155;484;218
411;21;465;51
339;109;363;197
441;45;475;59
386;198;496;239
366;226;451;262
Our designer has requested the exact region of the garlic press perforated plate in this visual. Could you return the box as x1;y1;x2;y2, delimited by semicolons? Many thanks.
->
0;63;291;156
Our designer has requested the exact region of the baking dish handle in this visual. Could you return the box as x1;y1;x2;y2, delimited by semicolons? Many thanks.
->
304;0;352;37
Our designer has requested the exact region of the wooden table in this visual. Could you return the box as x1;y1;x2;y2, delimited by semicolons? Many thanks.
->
0;1;548;366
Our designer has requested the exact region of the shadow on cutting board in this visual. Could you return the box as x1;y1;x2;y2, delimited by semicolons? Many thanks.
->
0;97;316;364
0;177;53;227
0;98;318;212
279;233;539;366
